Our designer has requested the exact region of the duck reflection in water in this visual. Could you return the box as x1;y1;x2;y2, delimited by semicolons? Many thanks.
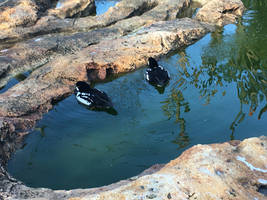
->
74;81;118;115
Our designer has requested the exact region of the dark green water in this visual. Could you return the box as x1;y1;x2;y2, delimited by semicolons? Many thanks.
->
8;0;267;190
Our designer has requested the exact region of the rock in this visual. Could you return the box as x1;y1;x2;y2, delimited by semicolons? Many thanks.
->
34;0;53;14
0;0;38;30
196;0;245;26
0;0;191;89
0;18;212;121
0;137;266;199
193;0;210;6
0;26;121;89
0;0;159;44
48;0;96;19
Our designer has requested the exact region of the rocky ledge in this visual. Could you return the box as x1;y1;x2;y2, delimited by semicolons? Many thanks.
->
0;0;258;199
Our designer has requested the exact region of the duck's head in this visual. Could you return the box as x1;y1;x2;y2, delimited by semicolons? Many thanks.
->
148;57;158;69
75;81;91;94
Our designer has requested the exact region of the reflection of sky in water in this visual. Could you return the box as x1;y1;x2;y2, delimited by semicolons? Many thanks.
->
55;0;119;15
222;24;237;36
55;1;62;8
242;10;256;26
0;71;30;94
96;0;119;15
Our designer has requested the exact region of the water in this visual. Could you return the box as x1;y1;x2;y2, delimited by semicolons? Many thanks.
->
55;0;119;15
95;0;119;15
7;0;267;190
0;71;30;94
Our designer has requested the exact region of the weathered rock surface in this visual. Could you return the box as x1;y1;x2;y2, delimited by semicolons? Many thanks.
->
0;0;159;44
0;0;96;32
1;137;266;199
0;0;38;30
196;0;245;26
0;0;191;89
48;0;96;18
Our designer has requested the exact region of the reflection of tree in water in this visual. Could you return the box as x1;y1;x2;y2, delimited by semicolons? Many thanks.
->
162;3;267;140
161;53;190;149
161;88;190;149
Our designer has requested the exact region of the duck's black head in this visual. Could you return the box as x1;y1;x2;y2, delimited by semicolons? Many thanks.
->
148;57;158;68
75;81;91;94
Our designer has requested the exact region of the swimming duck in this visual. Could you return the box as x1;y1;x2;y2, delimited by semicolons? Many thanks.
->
74;81;113;109
145;57;170;87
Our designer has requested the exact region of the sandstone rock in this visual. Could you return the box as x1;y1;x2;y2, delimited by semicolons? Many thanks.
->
0;0;38;30
196;0;245;26
0;0;159;43
0;0;191;89
193;0;210;6
48;0;96;19
34;0;53;14
0;26;121;89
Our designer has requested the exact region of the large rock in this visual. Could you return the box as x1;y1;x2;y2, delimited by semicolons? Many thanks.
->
0;137;266;199
196;0;245;26
48;0;96;18
0;0;38;30
0;0;190;88
0;0;159;43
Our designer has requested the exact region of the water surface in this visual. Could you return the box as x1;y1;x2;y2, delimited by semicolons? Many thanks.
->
8;0;267;190
95;0;119;15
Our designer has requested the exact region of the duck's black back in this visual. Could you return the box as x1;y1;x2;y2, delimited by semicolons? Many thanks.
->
89;88;112;108
146;67;170;87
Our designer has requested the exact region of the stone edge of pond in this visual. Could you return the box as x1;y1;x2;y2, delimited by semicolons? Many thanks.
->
1;136;267;200
0;0;248;199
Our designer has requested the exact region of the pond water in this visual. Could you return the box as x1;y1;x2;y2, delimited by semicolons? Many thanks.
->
95;0;120;15
0;71;30;94
55;0;119;15
7;0;267;190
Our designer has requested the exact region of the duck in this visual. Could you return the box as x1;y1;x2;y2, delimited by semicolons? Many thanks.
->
145;57;170;88
74;81;113;109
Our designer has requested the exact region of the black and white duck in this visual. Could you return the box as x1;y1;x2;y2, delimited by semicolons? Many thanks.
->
74;81;113;109
145;57;170;88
